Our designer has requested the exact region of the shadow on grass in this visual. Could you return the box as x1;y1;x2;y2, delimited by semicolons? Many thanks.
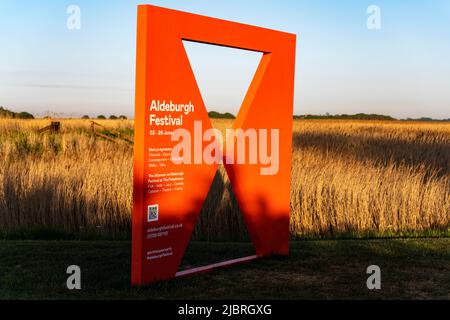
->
0;239;448;300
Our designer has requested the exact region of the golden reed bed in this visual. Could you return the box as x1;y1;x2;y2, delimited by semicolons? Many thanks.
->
0;119;448;239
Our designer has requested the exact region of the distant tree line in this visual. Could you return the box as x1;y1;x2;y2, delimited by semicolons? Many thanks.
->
294;113;396;121
208;111;236;119
402;117;450;122
0;107;34;119
82;115;128;120
2;106;447;122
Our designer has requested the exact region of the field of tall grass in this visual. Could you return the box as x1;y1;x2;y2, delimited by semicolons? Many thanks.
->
0;118;448;240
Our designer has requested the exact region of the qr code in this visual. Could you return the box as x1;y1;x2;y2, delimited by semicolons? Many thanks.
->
147;205;159;222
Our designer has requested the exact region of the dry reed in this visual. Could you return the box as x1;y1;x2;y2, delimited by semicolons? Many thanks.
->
0;118;448;239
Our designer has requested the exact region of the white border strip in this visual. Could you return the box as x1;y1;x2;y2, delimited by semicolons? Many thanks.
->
175;255;259;277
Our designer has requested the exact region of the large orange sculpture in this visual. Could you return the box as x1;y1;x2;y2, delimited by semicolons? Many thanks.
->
132;5;296;285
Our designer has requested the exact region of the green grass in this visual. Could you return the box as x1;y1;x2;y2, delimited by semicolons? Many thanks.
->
0;239;448;300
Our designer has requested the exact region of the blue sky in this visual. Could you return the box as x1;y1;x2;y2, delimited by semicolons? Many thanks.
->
0;0;449;119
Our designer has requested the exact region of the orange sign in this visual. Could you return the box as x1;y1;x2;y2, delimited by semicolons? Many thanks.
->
132;5;296;285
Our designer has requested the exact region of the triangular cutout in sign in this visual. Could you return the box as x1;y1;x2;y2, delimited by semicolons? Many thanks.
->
182;40;263;131
180;41;262;269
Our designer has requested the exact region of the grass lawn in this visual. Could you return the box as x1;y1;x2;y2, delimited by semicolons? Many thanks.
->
0;239;448;300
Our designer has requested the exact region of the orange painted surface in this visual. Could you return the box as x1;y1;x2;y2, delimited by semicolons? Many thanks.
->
132;5;296;285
